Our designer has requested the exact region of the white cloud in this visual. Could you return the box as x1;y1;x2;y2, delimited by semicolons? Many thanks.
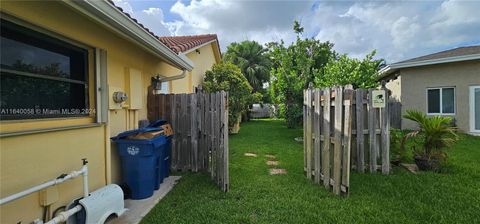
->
112;0;134;14
112;0;170;36
114;0;480;63
311;0;480;62
166;0;314;50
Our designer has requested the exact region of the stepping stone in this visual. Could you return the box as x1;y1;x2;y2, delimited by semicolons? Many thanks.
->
400;163;418;174
266;160;279;166
265;154;276;159
269;168;287;175
244;153;258;157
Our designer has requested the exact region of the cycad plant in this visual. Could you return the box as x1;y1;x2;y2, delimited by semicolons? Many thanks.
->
403;110;458;170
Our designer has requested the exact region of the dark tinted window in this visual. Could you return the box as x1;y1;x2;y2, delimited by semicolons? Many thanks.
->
0;19;89;120
427;89;440;114
442;88;455;114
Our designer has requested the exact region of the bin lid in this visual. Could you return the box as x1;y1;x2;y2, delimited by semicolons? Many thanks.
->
148;119;168;128
111;127;163;141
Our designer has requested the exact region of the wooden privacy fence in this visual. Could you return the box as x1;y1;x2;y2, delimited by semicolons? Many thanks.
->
148;90;229;192
303;85;390;195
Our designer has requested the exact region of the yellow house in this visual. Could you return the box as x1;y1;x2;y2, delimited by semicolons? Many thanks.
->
0;1;220;223
158;34;222;94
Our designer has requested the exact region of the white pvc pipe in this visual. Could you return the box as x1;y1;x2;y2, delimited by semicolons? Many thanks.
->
45;204;83;224
82;164;89;198
0;165;88;205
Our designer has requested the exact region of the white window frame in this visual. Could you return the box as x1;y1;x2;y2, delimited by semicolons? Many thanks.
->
470;85;480;133
426;87;456;116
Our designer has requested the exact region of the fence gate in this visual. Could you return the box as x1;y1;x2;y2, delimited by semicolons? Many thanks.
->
303;85;391;195
148;90;229;192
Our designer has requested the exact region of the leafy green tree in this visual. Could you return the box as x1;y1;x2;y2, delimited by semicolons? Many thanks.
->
223;40;271;102
269;21;384;128
316;50;384;88
203;62;253;129
268;22;336;128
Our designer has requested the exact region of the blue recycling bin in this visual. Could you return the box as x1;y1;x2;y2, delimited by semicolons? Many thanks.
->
148;120;173;185
112;127;167;199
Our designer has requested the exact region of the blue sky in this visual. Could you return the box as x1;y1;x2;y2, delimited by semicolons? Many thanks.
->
113;0;480;63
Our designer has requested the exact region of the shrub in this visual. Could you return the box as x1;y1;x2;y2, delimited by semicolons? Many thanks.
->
203;62;253;129
403;110;458;170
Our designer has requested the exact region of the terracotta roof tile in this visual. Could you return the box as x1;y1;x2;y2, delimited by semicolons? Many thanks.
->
106;0;220;55
158;34;219;53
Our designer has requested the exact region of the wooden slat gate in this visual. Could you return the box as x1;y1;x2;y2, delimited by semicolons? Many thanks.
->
148;90;229;192
304;85;390;195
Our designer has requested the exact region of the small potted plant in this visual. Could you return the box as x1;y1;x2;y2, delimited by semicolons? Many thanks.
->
403;110;457;171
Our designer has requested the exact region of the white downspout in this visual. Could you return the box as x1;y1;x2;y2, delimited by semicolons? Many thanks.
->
154;69;187;82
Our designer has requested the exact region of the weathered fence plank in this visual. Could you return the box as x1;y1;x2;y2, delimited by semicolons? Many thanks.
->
304;86;391;195
341;86;353;193
313;90;322;184
355;89;365;172
381;87;391;175
333;87;343;195
321;88;331;189
147;90;229;192
368;89;377;173
305;89;313;179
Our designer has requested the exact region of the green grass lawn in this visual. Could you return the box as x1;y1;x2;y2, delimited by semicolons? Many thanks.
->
141;119;480;224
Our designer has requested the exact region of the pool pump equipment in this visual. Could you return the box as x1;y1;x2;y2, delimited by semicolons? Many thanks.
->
0;159;126;224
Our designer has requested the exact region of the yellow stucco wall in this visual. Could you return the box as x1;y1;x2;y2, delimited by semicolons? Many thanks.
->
400;60;480;132
170;43;219;93
0;2;188;223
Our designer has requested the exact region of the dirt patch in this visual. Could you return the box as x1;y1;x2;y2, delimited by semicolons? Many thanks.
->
269;168;287;175
266;160;279;166
265;154;276;159
244;153;258;157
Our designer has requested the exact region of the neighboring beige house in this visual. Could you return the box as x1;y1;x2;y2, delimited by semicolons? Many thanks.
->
380;46;480;134
158;34;222;94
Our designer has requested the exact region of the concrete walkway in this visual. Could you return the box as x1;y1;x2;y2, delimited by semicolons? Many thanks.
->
109;176;181;224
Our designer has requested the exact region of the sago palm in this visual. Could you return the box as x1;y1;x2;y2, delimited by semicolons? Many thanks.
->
403;110;457;158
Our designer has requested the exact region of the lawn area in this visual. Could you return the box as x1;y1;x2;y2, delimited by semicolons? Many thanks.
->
142;119;480;224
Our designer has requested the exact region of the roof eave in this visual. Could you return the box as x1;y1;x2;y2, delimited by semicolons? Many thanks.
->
62;0;194;71
180;39;217;55
180;39;222;63
378;53;480;80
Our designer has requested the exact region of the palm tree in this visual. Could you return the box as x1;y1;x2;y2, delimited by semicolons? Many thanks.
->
223;41;271;93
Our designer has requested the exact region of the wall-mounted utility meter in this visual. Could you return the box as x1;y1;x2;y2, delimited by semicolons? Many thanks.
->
112;91;128;103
